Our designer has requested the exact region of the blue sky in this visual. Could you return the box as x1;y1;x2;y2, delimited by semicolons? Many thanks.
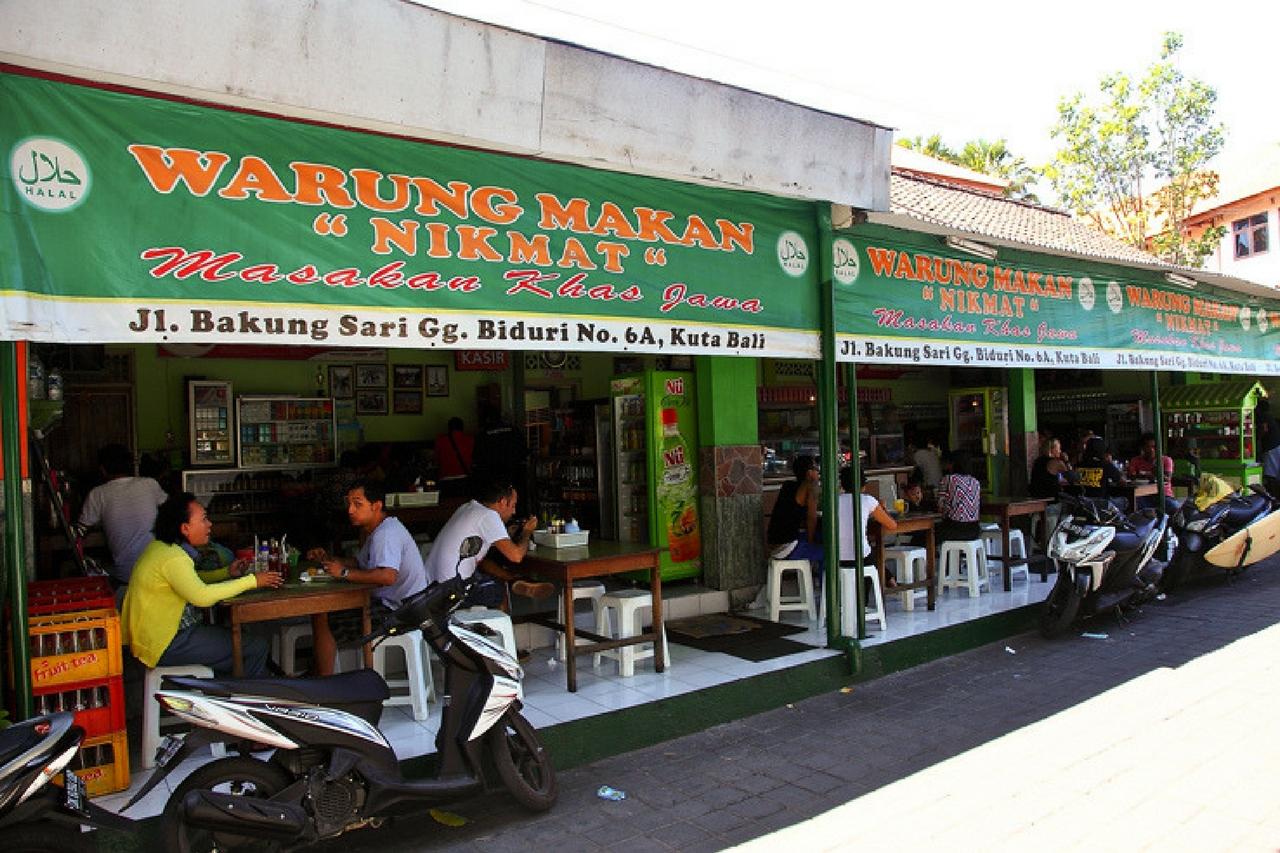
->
418;0;1276;170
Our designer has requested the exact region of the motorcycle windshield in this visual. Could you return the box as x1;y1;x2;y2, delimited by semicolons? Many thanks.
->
1195;474;1235;511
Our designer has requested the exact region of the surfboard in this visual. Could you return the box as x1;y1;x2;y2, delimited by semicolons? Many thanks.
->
1204;509;1280;568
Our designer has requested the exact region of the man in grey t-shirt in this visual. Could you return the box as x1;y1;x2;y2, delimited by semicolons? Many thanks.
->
77;443;167;587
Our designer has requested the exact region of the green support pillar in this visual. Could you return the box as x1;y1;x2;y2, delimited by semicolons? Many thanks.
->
693;356;764;600
1007;368;1037;496
1;342;33;720
815;207;843;648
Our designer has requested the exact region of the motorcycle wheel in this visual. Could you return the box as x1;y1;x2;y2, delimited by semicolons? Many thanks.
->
1040;575;1082;639
487;710;558;812
5;822;95;853
1162;548;1194;592
161;756;293;853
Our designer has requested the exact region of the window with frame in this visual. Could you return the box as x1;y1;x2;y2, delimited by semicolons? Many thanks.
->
1232;212;1269;259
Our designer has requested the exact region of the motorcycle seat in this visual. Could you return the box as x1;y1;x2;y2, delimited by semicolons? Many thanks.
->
162;669;391;709
1111;515;1158;551
1225;495;1270;527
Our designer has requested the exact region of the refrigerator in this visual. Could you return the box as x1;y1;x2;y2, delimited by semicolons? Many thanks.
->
188;379;235;467
611;371;702;582
948;387;1008;495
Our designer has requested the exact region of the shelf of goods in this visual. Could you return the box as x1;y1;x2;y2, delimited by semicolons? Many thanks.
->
21;577;130;797
237;396;336;468
1160;380;1266;490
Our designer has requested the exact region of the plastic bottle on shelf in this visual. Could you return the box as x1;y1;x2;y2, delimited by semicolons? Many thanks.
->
257;543;270;574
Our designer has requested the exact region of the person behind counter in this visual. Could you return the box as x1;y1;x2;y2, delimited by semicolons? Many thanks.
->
306;478;428;677
434;416;475;498
767;454;824;581
122;493;283;678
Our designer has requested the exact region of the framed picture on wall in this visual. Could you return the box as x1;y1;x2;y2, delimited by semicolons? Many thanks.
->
355;364;388;389
393;390;423;415
328;365;354;399
392;364;423;389
426;365;449;397
356;390;387;415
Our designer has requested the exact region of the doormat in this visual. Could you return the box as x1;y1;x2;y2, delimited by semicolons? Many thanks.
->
665;613;812;662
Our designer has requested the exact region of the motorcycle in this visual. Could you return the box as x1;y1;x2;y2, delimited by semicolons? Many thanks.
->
1162;474;1279;592
0;712;135;852
1040;495;1174;639
124;535;557;851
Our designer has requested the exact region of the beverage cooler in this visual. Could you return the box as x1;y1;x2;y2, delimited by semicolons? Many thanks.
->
188;380;235;466
948;387;1008;495
611;371;702;582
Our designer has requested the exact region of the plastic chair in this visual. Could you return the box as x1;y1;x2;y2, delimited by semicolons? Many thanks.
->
372;632;434;721
557;580;608;661
883;545;928;610
767;558;817;623
982;527;1029;583
837;564;886;633
454;607;521;698
271;618;313;676
142;664;224;769
938;539;989;598
593;589;670;677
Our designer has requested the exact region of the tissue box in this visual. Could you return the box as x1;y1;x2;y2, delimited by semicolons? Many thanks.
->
390;491;439;507
532;529;590;548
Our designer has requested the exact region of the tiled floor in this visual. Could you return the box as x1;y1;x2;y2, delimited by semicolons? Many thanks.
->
98;571;1053;820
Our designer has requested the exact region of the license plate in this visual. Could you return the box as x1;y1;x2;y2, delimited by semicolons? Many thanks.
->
63;767;87;815
157;734;183;767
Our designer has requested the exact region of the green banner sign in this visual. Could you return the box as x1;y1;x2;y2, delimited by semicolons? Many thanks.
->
1;72;820;357
833;229;1280;375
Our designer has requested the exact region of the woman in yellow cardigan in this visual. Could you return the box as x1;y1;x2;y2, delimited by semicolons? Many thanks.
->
122;492;283;676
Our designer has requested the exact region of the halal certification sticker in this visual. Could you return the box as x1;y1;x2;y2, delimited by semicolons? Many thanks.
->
777;231;810;278
832;238;860;286
1106;281;1123;313
1241;306;1252;331
1078;277;1096;311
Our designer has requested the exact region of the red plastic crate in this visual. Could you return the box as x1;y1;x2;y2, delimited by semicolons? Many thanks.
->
28;608;123;689
33;676;124;740
28;577;116;616
61;729;129;797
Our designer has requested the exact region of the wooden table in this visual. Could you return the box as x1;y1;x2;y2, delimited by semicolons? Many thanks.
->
517;541;665;692
981;497;1050;591
870;512;940;612
1111;481;1160;511
223;582;373;676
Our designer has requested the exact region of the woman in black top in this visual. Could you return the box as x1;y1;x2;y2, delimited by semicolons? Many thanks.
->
767;455;824;578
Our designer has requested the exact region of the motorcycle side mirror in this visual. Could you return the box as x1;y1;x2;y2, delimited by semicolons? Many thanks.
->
458;535;483;561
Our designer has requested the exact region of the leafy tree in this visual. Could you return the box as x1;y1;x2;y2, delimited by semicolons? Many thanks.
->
896;136;1039;201
1043;32;1225;267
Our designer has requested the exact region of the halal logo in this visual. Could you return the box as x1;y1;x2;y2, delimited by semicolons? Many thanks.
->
11;137;90;212
777;231;810;278
832;238;860;286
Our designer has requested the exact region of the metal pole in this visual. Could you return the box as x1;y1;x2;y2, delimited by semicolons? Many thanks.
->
1;341;33;720
1151;370;1165;516
815;206;842;647
847;357;866;639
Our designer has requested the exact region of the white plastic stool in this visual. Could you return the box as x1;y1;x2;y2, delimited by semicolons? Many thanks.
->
372;632;434;721
558;580;608;661
982;527;1029;583
142;664;224;769
767;558;817;623
454;607;521;697
939;539;989;598
883;546;929;610
837;564;886;633
593;590;670;677
271;618;313;676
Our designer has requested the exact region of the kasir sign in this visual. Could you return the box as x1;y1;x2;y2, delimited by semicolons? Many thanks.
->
1;72;820;358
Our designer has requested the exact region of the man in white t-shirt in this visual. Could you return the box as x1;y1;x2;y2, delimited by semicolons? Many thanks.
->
425;478;544;608
77;443;167;588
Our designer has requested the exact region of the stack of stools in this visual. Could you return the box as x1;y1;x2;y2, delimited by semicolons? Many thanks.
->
557;580;608;661
767;558;817;623
981;523;1029;584
938;538;990;597
593;589;670;677
24;577;129;794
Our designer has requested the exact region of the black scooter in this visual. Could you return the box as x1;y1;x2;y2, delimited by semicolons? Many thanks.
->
1162;481;1277;591
1040;495;1174;638
125;536;557;851
0;712;135;852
